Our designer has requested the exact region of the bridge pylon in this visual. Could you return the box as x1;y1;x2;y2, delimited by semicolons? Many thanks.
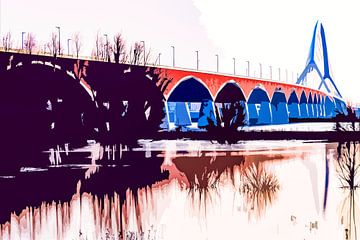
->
296;21;342;99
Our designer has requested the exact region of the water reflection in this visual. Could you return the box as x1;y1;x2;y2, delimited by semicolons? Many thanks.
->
241;162;280;219
336;141;360;240
171;152;244;217
0;140;340;239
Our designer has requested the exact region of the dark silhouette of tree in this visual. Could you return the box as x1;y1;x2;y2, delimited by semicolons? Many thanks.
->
130;42;151;65
113;33;125;64
2;32;12;51
73;32;82;59
24;32;36;55
207;102;246;144
335;106;359;132
336;141;360;240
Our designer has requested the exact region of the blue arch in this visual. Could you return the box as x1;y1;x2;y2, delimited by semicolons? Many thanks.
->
215;81;246;102
288;90;300;119
271;89;288;124
214;81;248;125
299;91;308;118
320;96;325;118
248;86;271;125
313;93;319;118
324;96;335;118
308;92;314;118
168;77;212;102
334;97;348;116
166;77;215;130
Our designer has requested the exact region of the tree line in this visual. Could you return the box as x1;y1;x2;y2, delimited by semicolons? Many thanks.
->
0;31;152;65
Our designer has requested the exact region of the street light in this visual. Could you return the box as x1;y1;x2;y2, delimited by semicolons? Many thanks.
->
141;40;145;66
246;60;250;77
171;45;175;67
155;53;161;65
195;50;199;70
232;58;236;75
67;38;71;56
55;26;60;55
21;32;26;50
269;66;272;80
215;54;219;72
278;67;281;81
259;63;262;78
104;34;108;61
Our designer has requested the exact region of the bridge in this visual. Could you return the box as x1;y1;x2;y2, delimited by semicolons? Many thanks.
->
159;21;348;130
0;22;352;137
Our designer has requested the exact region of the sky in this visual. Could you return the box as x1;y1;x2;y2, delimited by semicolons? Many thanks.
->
1;0;360;103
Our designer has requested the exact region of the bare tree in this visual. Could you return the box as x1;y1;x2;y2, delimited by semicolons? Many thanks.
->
46;32;60;57
91;31;104;60
130;42;150;65
24;32;36;55
2;32;13;51
73;32;82;59
113;33;126;64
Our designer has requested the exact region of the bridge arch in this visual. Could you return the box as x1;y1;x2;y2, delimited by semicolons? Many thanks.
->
214;81;248;126
288;90;300;119
313;93;318;118
247;85;272;125
214;80;247;102
166;76;215;130
334;97;348;116
299;90;309;118
308;92;314;118
271;88;289;124
325;96;335;118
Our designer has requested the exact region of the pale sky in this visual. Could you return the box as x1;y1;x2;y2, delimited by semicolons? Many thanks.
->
1;0;360;103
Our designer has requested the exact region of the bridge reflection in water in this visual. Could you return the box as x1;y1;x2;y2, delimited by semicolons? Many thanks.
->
0;140;357;240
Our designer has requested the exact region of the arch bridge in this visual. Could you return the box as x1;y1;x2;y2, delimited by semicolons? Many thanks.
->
159;22;348;130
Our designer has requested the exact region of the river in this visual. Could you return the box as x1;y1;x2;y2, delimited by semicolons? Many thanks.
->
0;140;358;240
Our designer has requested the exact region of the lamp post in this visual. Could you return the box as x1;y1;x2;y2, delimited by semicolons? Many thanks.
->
246;60;250;77
156;53;161;65
55;26;60;55
21;32;26;50
195;50;199;70
278;67;281;81
171;46;175;67
67;38;71;56
269;65;272;80
232;58;236;75
104;34;108;61
141;40;145;65
215;54;219;72
259;63;262;78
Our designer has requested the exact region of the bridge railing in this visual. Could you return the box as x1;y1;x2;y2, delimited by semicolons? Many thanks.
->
0;47;345;102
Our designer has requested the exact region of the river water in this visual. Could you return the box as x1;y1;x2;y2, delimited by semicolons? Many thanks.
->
0;140;358;240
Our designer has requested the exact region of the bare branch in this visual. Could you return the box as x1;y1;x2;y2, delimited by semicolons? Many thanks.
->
113;33;126;64
24;33;36;55
2;32;13;51
73;32;82;59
